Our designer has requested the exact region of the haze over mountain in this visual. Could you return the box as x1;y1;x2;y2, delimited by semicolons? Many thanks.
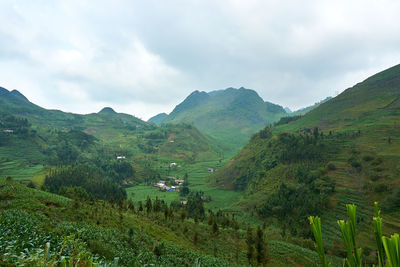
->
149;87;286;152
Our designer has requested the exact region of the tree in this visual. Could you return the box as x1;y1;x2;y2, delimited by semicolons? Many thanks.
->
193;231;199;245
212;221;219;235
208;212;215;225
138;201;143;213
246;227;254;264
145;196;152;214
127;199;135;213
180;186;190;196
256;226;267;265
180;209;187;222
212;221;219;257
183;172;189;186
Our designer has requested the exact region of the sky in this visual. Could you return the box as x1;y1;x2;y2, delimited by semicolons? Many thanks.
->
1;1;400;120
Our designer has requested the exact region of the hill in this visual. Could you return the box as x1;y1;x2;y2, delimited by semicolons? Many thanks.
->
211;64;400;260
0;177;345;266
0;87;222;183
148;112;168;124
159;87;287;153
290;96;332;116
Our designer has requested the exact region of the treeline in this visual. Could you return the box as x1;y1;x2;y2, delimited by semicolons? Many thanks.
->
258;167;335;237
43;164;127;201
42;130;98;165
234;127;335;191
0;113;36;145
274;115;303;126
213;127;366;238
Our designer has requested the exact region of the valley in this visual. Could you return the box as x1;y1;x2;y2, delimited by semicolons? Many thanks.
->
1;64;400;266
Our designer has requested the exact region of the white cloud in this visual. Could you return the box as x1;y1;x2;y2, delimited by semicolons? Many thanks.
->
0;0;400;119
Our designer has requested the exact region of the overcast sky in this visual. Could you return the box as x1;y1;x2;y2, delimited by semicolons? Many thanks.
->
1;0;400;120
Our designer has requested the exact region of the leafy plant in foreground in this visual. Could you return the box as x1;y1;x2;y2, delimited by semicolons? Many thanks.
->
309;202;400;267
309;216;331;267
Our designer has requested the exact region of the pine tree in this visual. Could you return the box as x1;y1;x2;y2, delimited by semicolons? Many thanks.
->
145;196;152;214
246;227;254;264
193;231;199;245
208;212;215;225
212;221;219;235
127;199;135;213
180;209;186;222
138;201;143;213
256;226;266;265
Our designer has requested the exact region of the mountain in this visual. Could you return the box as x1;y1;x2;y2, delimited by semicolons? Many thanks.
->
284;107;292;113
0;87;222;181
211;64;400;253
289;96;332;116
159;87;287;153
148;112;168;124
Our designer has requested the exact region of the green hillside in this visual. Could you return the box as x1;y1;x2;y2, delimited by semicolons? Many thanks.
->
148;112;168;124
1;177;347;266
211;64;400;263
0;88;222;184
290;96;332;116
159;87;287;154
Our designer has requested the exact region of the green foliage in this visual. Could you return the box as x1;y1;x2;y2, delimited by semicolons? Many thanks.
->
274;115;303;126
383;187;400;212
373;202;384;267
337;204;362;267
311;202;400;267
382;234;400;267
162;87;286;153
44;164;127;201
309;216;331;267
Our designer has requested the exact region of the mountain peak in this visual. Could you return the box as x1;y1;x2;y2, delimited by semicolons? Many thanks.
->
148;112;168;124
0;87;9;94
99;107;116;114
10;90;28;101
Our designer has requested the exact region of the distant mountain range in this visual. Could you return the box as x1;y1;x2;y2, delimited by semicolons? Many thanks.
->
149;87;287;153
149;87;331;154
0;87;223;165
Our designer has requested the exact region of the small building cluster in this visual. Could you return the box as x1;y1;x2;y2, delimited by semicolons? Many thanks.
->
170;176;185;185
153;179;181;192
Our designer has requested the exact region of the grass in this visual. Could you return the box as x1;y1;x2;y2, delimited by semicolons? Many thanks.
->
127;157;250;221
0;160;43;181
126;184;182;204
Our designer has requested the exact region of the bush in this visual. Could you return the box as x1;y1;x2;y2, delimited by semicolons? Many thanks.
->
383;187;400;211
370;174;381;181
374;183;389;193
362;155;374;162
350;161;361;169
327;163;336;171
371;157;383;166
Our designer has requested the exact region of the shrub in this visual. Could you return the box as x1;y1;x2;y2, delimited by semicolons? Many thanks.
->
374;183;389;193
362;155;374;162
370;174;381;181
371;157;383;166
327;163;336;171
351;161;361;169
383;187;400;211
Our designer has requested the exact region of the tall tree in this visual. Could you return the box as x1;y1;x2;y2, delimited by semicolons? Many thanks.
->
246;227;254;264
